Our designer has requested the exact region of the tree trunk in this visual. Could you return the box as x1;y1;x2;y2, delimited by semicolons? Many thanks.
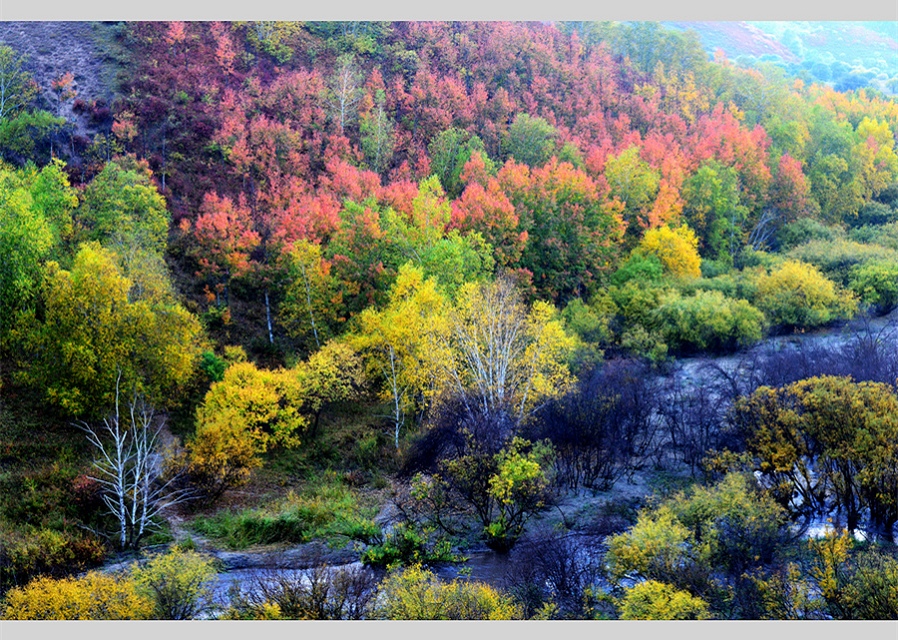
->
265;290;274;345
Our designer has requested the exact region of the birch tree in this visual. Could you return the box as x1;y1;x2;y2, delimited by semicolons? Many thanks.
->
350;264;448;449
329;54;362;135
440;275;576;428
78;372;193;551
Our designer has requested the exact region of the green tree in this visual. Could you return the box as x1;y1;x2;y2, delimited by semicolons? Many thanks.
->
604;146;661;243
505;113;557;168
0;45;37;120
382;178;495;296
76;158;169;256
681;160;746;262
0;45;61;163
25;243;204;416
360;89;395;175
429;127;493;198
0;164;53;344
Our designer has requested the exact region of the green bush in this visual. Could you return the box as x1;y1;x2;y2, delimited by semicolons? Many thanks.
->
359;522;456;568
608;281;669;325
851;201;898;228
786;238;898;285
653;290;765;353
131;548;218;620
619;325;669;362
849;222;898;251
680;269;763;303
848;261;898;314
733;248;781;271
192;481;378;549
776;218;843;251
561;297;613;345
610;253;665;287
0;528;106;591
754;260;858;330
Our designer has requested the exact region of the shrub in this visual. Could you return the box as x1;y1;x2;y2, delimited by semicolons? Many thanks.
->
776;218;843;251
851;201;898;228
610;253;665;287
619;324;668;362
359;521;457;568
371;565;522;620
130;548;217;620
810;532;898;620
608;280;669;325
606;474;790;598
561;297;613;346
848;261;898;313
1;571;153;620
786;238;898;285
440;437;554;552
653;290;765;353
619;580;712;620
605;505;695;587
223;564;379;620
0;528;106;590
754;260;857;330
849;222;898;251
531;360;658;490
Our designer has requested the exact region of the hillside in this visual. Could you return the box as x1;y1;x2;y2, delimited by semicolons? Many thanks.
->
666;20;898;94
2;21;898;621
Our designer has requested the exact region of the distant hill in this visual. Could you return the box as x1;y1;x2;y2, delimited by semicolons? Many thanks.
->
664;21;898;94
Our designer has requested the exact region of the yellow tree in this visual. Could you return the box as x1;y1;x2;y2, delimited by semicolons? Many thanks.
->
295;340;366;436
633;224;702;280
25;242;204;416
440;274;576;427
350;263;448;450
187;360;307;498
854;117;898;201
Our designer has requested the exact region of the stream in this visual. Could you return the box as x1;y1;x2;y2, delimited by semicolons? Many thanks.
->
116;309;898;612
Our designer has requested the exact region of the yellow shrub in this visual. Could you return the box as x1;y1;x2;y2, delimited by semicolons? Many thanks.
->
754;260;858;329
2;571;153;620
372;565;522;620
619;580;712;620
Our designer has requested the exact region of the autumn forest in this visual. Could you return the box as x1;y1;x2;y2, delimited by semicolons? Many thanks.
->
3;20;898;620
